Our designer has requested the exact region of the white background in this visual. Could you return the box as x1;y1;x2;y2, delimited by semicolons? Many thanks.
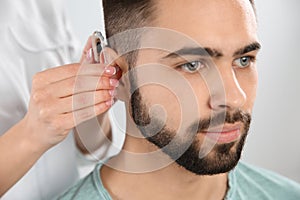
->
65;0;300;182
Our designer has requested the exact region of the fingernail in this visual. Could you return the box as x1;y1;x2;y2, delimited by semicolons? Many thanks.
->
105;66;116;75
105;99;114;106
109;79;119;87
109;89;117;96
86;48;93;61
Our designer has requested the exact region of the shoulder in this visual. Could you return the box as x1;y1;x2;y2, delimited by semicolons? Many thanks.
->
228;162;300;200
57;163;111;200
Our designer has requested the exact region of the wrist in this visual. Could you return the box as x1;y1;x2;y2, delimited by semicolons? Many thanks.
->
74;114;112;156
18;117;50;155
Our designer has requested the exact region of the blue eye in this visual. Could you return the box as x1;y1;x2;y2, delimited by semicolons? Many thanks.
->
178;61;206;73
233;56;255;68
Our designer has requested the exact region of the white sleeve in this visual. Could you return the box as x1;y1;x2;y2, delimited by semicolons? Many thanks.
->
62;10;82;63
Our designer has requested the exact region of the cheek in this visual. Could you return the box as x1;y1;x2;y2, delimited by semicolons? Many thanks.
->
139;85;182;129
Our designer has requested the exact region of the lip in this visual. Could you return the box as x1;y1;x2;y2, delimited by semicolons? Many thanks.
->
201;124;242;144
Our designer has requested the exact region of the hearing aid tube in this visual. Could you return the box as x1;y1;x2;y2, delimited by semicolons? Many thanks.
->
92;31;122;80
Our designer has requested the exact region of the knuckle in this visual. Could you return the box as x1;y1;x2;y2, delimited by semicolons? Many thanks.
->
67;63;80;75
101;91;111;100
32;73;42;86
32;90;44;103
95;102;109;114
50;119;64;132
76;108;94;121
39;107;49;119
99;77;110;88
38;105;53;119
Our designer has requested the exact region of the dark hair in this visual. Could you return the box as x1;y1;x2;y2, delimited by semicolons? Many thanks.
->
102;0;156;67
102;0;256;67
103;0;155;39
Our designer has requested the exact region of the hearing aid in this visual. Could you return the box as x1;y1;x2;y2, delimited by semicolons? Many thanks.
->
92;31;122;80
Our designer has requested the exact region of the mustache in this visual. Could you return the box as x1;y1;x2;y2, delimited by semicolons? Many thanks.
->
188;110;252;133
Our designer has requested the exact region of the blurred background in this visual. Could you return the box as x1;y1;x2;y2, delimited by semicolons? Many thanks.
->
65;0;300;182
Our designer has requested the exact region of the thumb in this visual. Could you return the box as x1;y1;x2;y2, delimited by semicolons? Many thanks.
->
80;35;95;64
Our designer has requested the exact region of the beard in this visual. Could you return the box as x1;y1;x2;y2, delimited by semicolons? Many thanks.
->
130;88;251;176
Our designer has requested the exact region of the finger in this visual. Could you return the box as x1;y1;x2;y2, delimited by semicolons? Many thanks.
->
58;89;116;114
49;75;119;98
80;35;94;64
81;48;96;64
59;100;114;130
34;63;116;86
74;64;118;78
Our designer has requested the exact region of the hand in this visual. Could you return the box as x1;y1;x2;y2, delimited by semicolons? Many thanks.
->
22;42;119;151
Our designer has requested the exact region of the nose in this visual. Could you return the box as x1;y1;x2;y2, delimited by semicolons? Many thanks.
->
208;68;246;112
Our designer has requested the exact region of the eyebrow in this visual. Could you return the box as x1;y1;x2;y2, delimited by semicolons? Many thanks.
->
233;42;261;57
161;42;261;59
162;47;223;59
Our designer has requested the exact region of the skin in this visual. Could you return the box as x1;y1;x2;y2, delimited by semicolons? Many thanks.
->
101;0;260;199
0;36;117;196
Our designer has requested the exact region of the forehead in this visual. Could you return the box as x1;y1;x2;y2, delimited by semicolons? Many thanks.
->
146;0;257;53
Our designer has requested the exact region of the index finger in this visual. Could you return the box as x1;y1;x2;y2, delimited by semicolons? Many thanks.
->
37;63;114;85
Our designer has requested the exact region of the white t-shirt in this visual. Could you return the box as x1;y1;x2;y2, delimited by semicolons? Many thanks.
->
0;1;83;199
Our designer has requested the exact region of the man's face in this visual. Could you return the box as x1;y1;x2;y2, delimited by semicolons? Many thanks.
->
127;0;259;175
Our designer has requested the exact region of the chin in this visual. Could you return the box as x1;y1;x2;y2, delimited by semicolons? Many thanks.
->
174;134;247;176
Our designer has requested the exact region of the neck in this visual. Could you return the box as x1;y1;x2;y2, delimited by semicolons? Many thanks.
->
101;129;229;200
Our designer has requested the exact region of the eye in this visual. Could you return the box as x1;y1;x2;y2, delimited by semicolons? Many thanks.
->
233;56;255;68
177;61;206;73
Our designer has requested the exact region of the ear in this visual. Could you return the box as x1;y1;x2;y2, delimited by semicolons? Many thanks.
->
100;47;128;72
100;47;131;102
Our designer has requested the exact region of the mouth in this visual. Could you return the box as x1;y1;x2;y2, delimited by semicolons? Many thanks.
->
201;124;242;144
